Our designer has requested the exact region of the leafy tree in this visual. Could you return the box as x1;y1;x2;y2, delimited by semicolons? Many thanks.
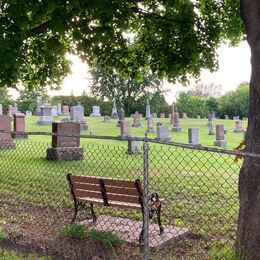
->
17;87;49;112
217;83;249;118
90;65;162;115
205;96;219;115
0;0;259;257
0;88;12;113
176;92;208;117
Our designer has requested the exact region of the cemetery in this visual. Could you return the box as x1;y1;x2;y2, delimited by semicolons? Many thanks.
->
0;1;258;258
0;109;245;258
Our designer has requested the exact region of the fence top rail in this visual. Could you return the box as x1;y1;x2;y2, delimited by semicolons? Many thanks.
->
0;130;258;159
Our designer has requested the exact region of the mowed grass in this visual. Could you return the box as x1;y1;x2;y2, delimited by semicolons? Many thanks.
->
0;115;245;254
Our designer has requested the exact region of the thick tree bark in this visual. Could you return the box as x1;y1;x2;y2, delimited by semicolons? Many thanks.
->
236;1;260;259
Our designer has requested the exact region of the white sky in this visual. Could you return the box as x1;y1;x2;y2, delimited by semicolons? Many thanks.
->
10;41;251;103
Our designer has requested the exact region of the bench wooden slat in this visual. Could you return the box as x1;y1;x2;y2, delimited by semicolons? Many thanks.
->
78;197;141;210
73;183;101;192
70;175;139;189
75;189;140;204
105;186;139;196
74;189;103;200
102;178;138;189
70;175;100;185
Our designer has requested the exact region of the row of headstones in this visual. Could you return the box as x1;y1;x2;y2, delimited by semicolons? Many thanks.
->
0;114;27;148
119;120;242;147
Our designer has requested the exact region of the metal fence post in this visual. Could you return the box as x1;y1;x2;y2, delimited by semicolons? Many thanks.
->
143;136;150;260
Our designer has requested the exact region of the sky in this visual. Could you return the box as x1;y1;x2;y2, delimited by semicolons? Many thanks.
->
10;41;252;103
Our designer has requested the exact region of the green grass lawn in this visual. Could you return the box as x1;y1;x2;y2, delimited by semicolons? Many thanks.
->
0;115;245;258
22;115;246;149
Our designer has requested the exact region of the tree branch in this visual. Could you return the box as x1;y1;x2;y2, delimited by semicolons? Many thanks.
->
28;20;51;36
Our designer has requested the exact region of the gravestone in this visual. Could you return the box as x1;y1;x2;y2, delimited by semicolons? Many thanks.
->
234;120;243;133
152;112;157;118
103;115;111;123
0;115;16;148
170;102;176;124
197;115;201;119
51;106;58;117
182;113;187;119
47;122;83;161
214;124;227;147
160;113;165;118
35;100;41;116
172;112;181;132
168;113;172;119
57;103;62;115
70;102;88;130
12;113;28;139
111;100;118;119
145;99;151;119
37;106;53;125
127;140;141;154
0;104;2;115
119;121;131;137
26;110;32;116
208;121;214;135
90;106;101;117
207;114;213;126
117;100;125;127
146;117;154;133
156;125;170;141
211;111;216;119
7;105;14;118
61;106;70;116
225;115;229;120
13;103;18;113
188;128;200;146
132;112;141;127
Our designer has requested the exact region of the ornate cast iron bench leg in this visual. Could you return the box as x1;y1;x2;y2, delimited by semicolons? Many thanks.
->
90;203;97;222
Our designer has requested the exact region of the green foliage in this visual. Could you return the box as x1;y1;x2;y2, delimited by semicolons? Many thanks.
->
58;224;122;249
58;224;88;239
209;242;236;260
217;83;249;118
0;0;243;89
89;230;122;249
0;227;7;242
0;88;12;113
176;92;208;117
51;95;113;116
17;87;48;113
89;65;163;115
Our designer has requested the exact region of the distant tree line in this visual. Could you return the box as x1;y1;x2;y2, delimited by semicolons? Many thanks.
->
176;82;249;118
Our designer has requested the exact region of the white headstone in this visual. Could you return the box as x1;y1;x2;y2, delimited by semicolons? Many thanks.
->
0;104;2;115
214;124;227;146
90;106;101;117
70;102;88;130
156;126;170;140
188;128;200;146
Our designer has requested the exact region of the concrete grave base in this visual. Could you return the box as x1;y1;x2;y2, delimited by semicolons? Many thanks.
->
11;133;28;139
79;122;88;131
155;137;171;141
80;215;190;250
214;140;227;147
46;147;83;161
172;127;181;132
0;142;16;149
233;130;243;133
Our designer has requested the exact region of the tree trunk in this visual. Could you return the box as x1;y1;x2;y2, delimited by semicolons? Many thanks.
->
236;1;260;259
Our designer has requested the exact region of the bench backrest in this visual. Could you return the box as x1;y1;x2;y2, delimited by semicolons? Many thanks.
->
67;174;143;209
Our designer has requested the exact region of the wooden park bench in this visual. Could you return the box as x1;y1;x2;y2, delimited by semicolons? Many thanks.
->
67;173;164;243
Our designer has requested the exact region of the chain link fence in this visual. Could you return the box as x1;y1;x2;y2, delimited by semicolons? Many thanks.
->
0;132;253;259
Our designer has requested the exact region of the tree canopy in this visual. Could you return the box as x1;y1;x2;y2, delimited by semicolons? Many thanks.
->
0;0;243;90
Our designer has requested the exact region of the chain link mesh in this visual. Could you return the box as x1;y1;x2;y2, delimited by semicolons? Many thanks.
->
0;134;246;259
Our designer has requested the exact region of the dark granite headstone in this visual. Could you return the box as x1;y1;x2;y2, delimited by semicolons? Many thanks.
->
47;122;83;161
0;115;16;148
13;113;28;139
